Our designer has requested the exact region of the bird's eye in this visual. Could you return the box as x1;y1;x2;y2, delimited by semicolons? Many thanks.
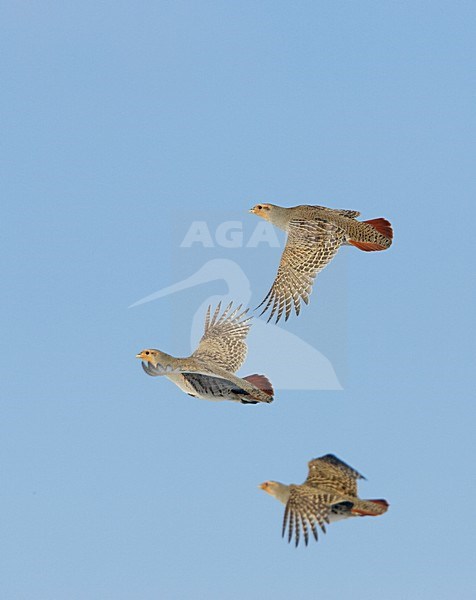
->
257;204;262;210
145;351;149;355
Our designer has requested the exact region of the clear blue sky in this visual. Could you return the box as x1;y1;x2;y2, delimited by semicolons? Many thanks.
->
1;2;475;598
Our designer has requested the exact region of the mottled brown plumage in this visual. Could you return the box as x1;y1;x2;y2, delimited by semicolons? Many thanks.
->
260;454;389;546
250;203;393;322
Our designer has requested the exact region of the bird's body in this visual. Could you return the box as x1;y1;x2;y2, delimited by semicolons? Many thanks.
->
250;203;393;322
260;454;389;546
136;303;274;404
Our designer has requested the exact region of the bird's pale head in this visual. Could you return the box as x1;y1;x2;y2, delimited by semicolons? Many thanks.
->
259;480;290;503
259;480;274;494
249;203;274;221
135;349;171;367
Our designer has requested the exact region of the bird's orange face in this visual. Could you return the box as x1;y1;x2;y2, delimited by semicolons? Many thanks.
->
249;203;272;221
259;481;274;495
136;349;159;364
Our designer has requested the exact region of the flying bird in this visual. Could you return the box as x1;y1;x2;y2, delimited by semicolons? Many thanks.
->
130;258;343;390
250;203;393;322
136;302;274;404
260;454;389;546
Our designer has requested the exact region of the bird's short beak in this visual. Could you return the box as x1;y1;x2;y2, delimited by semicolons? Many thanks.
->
136;353;143;359
258;482;267;491
249;207;256;213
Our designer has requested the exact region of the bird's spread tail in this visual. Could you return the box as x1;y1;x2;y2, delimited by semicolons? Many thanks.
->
364;218;393;240
243;374;274;397
348;218;393;252
352;499;389;516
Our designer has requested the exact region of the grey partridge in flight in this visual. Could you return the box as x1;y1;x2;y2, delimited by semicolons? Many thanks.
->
250;203;393;322
136;302;274;404
260;454;388;546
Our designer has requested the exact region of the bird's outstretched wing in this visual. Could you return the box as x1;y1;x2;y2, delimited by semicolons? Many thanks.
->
192;302;251;373
257;218;345;323
305;454;366;497
282;485;345;547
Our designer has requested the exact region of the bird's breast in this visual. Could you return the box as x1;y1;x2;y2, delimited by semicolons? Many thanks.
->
166;372;197;395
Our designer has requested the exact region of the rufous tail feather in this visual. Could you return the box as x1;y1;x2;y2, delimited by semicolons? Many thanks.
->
348;218;393;251
243;374;274;397
364;218;393;240
352;499;389;516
